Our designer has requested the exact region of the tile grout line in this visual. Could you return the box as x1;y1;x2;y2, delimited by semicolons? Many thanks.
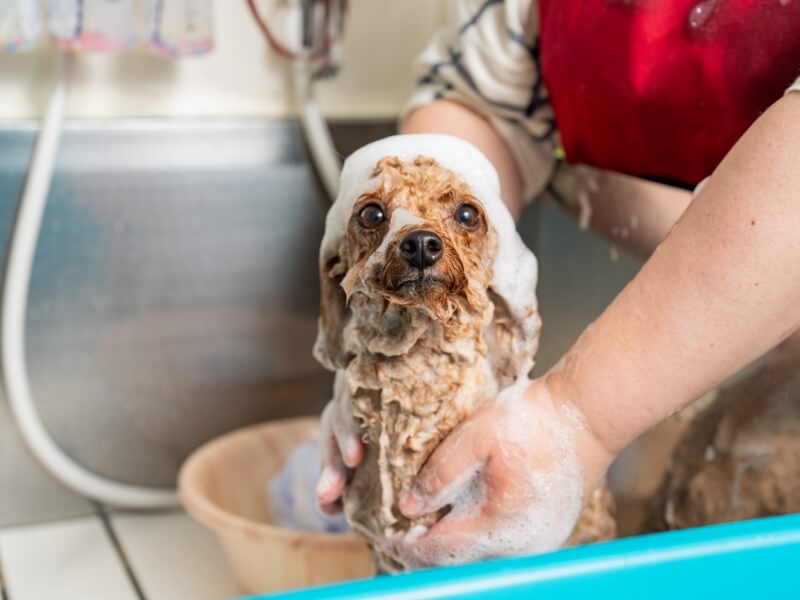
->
0;512;103;532
93;504;147;600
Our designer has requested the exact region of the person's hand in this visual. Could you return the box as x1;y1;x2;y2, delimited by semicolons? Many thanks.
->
388;377;614;568
314;372;365;515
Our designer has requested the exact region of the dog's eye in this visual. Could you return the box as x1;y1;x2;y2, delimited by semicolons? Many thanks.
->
358;204;385;229
454;203;481;230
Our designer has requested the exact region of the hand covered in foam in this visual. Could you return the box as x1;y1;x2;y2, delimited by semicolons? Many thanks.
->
315;372;365;514
391;377;613;567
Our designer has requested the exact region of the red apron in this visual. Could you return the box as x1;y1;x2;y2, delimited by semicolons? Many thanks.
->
539;0;800;186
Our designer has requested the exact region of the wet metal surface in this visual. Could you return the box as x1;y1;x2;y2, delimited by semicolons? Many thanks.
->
0;121;336;508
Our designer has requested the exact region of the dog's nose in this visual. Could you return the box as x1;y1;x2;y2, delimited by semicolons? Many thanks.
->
399;230;443;268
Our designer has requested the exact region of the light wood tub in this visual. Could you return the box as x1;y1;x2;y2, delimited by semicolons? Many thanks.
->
179;417;374;594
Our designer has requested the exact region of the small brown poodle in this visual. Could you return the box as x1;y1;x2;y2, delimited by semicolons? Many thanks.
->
314;135;615;571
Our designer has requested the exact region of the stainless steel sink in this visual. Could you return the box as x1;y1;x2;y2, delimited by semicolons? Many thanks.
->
0;120;353;525
0;118;641;526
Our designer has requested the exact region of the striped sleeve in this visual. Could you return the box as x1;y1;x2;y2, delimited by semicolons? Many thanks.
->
402;0;558;204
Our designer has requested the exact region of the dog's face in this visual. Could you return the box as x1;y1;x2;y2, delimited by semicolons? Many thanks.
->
315;150;539;378
336;157;497;322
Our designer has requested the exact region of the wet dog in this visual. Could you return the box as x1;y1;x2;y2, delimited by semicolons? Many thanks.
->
314;135;616;571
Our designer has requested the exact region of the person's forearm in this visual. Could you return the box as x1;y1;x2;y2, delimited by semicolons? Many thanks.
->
546;92;800;455
402;100;525;217
580;171;691;258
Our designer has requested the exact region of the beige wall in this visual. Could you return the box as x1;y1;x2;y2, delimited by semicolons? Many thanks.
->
0;0;447;121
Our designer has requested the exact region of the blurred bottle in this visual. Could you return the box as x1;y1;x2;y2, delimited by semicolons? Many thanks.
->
48;0;137;52
0;0;43;53
143;0;214;57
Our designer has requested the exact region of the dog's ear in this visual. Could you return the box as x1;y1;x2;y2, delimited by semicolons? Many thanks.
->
313;246;350;371
486;240;542;387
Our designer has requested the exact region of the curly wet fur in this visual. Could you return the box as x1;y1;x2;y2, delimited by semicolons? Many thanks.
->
645;350;800;533
315;157;614;571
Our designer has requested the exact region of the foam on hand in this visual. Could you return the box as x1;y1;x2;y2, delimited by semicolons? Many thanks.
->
399;378;585;567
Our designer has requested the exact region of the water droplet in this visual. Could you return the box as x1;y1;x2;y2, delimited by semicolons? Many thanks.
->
665;498;676;526
705;445;717;461
576;191;592;230
779;0;791;6
688;0;718;30
612;225;631;239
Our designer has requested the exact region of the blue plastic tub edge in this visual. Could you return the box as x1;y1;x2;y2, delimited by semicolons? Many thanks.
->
236;514;800;599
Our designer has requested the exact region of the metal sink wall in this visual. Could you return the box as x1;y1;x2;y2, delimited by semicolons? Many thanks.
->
0;120;337;489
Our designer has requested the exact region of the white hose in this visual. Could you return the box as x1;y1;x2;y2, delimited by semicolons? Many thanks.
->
4;42;342;509
293;60;341;202
1;53;178;509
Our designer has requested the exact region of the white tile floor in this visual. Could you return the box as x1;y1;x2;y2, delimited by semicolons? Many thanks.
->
0;511;244;600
